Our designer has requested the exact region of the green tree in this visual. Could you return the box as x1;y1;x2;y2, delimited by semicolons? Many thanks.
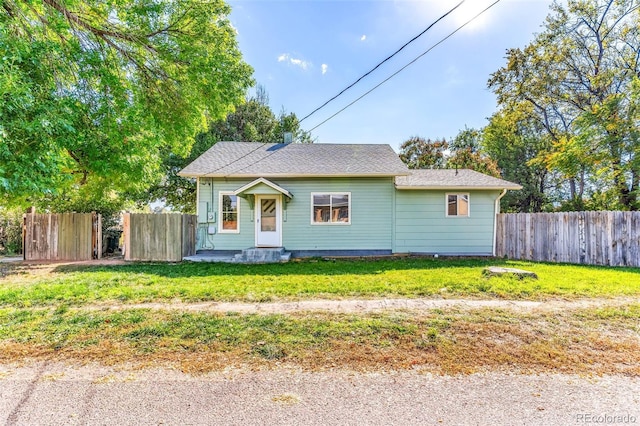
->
398;136;448;169
483;109;554;212
446;128;500;177
488;0;640;210
149;87;314;212
0;0;253;206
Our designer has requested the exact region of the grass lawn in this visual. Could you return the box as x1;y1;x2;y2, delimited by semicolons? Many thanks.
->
0;257;639;306
1;257;639;375
1;304;639;375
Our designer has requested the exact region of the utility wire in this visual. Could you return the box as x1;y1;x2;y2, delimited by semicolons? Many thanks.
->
299;0;466;123
201;142;269;177
308;0;502;133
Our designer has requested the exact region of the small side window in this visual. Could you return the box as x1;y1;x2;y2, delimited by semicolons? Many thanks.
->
446;194;469;217
219;192;239;232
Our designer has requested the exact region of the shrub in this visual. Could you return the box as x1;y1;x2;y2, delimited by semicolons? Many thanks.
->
0;207;23;255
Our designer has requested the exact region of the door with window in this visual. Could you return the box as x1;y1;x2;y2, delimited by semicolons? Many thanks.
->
255;195;281;247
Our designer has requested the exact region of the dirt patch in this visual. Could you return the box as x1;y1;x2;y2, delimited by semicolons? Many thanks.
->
0;257;126;278
79;296;639;315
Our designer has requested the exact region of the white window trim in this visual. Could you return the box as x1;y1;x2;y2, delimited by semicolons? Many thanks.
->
219;191;240;233
310;192;352;225
445;193;470;217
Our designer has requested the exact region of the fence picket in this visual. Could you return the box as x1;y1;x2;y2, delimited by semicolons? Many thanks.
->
496;211;640;267
24;213;100;261
123;213;197;262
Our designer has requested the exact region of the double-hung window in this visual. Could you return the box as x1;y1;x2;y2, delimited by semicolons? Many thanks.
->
311;193;351;224
219;192;239;232
446;193;469;217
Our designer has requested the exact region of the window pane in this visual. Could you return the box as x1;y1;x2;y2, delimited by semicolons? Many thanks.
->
458;195;469;216
331;194;349;222
222;212;237;230
260;198;277;232
313;194;330;206
447;195;458;216
313;194;330;222
223;194;237;212
313;206;330;223
222;194;238;230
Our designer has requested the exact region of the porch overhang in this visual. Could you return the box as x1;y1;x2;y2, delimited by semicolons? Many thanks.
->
233;178;293;210
233;177;293;200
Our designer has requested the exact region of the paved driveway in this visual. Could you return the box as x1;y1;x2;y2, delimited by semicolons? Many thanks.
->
1;362;638;426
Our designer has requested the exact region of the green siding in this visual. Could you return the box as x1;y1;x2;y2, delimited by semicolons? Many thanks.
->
196;177;395;251
394;190;500;255
196;178;255;250
196;177;500;254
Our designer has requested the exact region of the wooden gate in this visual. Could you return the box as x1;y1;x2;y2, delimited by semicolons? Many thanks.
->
23;212;102;261
123;213;197;262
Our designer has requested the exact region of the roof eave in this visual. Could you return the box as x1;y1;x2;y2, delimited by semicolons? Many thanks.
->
183;172;410;178
395;185;523;190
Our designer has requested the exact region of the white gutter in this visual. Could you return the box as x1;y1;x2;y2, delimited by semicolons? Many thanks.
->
493;189;508;256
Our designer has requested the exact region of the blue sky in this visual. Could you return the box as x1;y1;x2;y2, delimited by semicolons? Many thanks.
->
228;0;554;151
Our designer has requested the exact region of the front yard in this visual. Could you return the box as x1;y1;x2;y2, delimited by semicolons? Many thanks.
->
1;257;639;306
0;257;639;375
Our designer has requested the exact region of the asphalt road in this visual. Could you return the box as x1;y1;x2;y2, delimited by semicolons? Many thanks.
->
1;362;638;426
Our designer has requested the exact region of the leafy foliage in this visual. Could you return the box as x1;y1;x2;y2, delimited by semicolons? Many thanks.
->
447;128;500;177
0;0;253;206
399;136;448;169
483;109;555;212
148;87;314;212
488;0;640;210
0;206;22;255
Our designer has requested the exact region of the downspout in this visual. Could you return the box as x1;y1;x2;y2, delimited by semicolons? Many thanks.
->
492;189;507;256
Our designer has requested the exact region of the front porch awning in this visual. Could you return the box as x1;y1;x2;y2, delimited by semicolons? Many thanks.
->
233;177;293;200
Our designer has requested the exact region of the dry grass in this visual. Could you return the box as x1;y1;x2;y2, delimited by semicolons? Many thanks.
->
1;306;638;376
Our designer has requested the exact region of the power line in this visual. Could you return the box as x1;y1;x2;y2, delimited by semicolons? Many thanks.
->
299;0;466;123
308;0;503;134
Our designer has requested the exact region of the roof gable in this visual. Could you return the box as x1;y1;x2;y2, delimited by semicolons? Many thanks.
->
179;142;409;178
234;178;292;198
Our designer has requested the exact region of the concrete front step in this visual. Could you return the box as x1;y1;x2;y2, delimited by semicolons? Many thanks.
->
184;248;291;263
234;247;290;264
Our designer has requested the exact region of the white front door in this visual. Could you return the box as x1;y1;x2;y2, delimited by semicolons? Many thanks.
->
255;195;281;247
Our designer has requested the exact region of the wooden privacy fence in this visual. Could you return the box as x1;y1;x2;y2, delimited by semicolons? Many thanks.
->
496;211;640;267
123;213;197;262
23;213;102;261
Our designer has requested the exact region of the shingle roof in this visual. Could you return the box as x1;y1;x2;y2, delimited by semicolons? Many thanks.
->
395;169;522;190
178;142;410;177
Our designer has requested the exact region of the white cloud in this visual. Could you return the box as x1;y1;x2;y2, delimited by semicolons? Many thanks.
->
321;64;328;75
360;34;366;41
277;53;310;70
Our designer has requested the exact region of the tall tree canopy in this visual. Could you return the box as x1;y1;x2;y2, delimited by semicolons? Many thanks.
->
150;86;314;212
483;109;554;212
488;0;640;210
0;0;253;206
398;136;449;169
447;128;500;177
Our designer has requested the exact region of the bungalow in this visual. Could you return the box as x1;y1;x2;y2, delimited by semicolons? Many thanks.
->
178;142;521;258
